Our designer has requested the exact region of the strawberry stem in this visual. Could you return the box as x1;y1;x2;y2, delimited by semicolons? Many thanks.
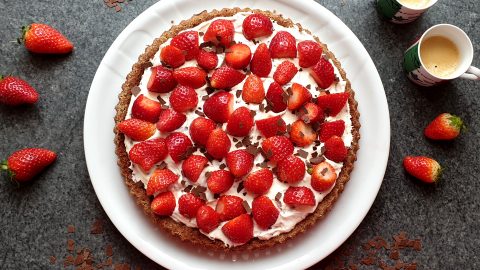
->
18;25;31;45
1;160;15;181
307;167;313;175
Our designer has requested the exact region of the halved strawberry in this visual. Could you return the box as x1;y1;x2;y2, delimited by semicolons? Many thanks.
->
226;107;254;137
225;43;251;70
310;58;335;89
319;120;345;142
297;102;324;124
215;195;246;221
226;150;254;178
261;136;294;162
269;31;296;58
255;115;287;138
129;138;167;172
182;155;208;182
297;40;322;68
203;19;235;48
131;94;162;123
207;169;234;194
203;91;234;123
243;168;273;195
324;135;347;162
151;191;176;216
147;66;177;93
289;120;317;147
165;132;193;162
206;128;231;160
266;82;287;113
196;48;218;70
173;67;207;89
276;155;306;184
171;30;199;60
273;61;298;85
117;118;156;141
283;187;315;206
287;83;312;111
160;45;185;68
210;65;246;89
189;117;216;147
169;85;198;113
196;205;220;233
146;169;179;196
250;43;272;77
310;161;337;192
242;74;265;104
252;196;279;229
317;92;349;116
242;13;273;40
178;193;205;219
221;214;253;244
156;108;186;132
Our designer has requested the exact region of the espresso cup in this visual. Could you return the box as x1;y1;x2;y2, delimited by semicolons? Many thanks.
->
377;0;438;24
403;24;479;87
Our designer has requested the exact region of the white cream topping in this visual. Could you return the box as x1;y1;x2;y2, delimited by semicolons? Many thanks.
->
123;12;353;247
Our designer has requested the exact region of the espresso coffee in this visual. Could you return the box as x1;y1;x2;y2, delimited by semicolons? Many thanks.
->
420;36;460;78
397;0;431;9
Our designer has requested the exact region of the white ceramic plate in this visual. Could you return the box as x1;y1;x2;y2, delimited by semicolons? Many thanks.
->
84;0;390;269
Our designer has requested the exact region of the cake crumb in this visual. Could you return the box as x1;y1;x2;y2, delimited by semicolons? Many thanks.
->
49;256;56;265
67;225;76;233
105;244;113;257
90;219;104;235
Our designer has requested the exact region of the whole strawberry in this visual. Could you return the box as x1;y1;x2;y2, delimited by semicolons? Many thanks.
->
2;148;56;182
21;23;73;54
403;156;442;183
0;76;39;105
424;113;464;140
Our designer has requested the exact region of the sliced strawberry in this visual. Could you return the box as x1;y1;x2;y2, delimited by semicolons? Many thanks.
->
173;67;207;89
273;61;298;85
297;40;322;68
261;136;294;162
289;120;317;147
225;150;254;178
206;128;231;160
178;193;205;219
225;43;251;70
196;205;221;233
189;117;216;147
243;168;273;195
297;102;324;124
252;196;279;229
276;155;306;184
146;169;178;196
250;43;272;77
215;195;246;221
287;83;312;111
242;13;273;40
226;107;254;137
310;58;335;89
169;85;198;113
182;155;208;182
269;31;297;58
221;214;253;244
196;48;218;70
171;30;199;60
207;169;234;194
203;91;234;123
131;94;162;123
117;118;156;141
210;65;246;89
147;66;177;93
324;135;347;162
266;82;287;113
310;161;337;192
129;138;167;172
203;19;235;48
283;186;315;206
165;132;193;162
151;191;176;216
319;120;345;142
160;45;185;68
255;115;287;138
156;108;186;132
242;74;265;104
316;92;349;116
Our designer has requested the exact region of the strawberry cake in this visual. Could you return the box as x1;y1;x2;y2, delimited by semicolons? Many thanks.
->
114;8;360;250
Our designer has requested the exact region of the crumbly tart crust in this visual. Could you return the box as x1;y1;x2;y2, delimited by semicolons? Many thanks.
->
114;7;360;251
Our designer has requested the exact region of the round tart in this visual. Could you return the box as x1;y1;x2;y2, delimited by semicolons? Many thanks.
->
114;8;360;250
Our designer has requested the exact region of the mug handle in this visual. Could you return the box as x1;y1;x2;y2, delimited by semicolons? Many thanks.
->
459;66;480;80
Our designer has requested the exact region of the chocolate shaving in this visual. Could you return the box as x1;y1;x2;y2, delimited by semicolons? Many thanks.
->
194;110;205;117
237;181;244;193
180;180;186;186
296;149;308;159
158;161;167;170
275;192;282;201
250;110;256;117
205;87;215;94
130;86;141;96
235;141;243;148
320;167;328;176
219;163;226;170
306;162;313;169
246;145;260;156
281;91;289;103
310;156;325;165
200;41;216;49
236;90;242;98
242;200;251;213
306;84;311;90
204;171;211;179
311;152;318;158
199;31;204;37
214;193;220;199
259;103;265;112
157;96;166;105
202;95;209;101
183;185;193;193
286;87;293;96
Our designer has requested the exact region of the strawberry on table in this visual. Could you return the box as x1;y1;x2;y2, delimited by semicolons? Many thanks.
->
226;107;254;137
319;120;345;142
310;161;337;192
146;168;179;196
165;132;193;162
206;128;231;160
210;65;246;89
182;155;208;182
160;45;185;68
252;196;279;229
171;30;199;60
283;186;315;206
156;108;186;132
287;83;312;111
276;155;306;184
403;156;442;183
147;66;177;93
196;205;221;233
269;31;297;58
424;113;464;140
242;13;273;40
250;43;272;77
261;136;294;162
289;120;317;147
266;82;287;113
1;148;56;182
169;85;198;113
226;150;254;178
316;92;349;117
0;76;39;106
242;74;265;104
203;91;234;123
221;214;253;244
243;168;274;195
151;191;176;216
255;115;287;138
173;67;207;89
297;40;322;68
21;23;73;54
178;193;205;219
215;195;246;221
310;58;335;89
297;102;324;124
203;19;235;48
131;94;162;123
196;49;218;70
117;118;156;141
225;43;251;70
207;169;234;194
273;61;298;85
324;135;347;162
129;138;168;172
189;117;216;147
